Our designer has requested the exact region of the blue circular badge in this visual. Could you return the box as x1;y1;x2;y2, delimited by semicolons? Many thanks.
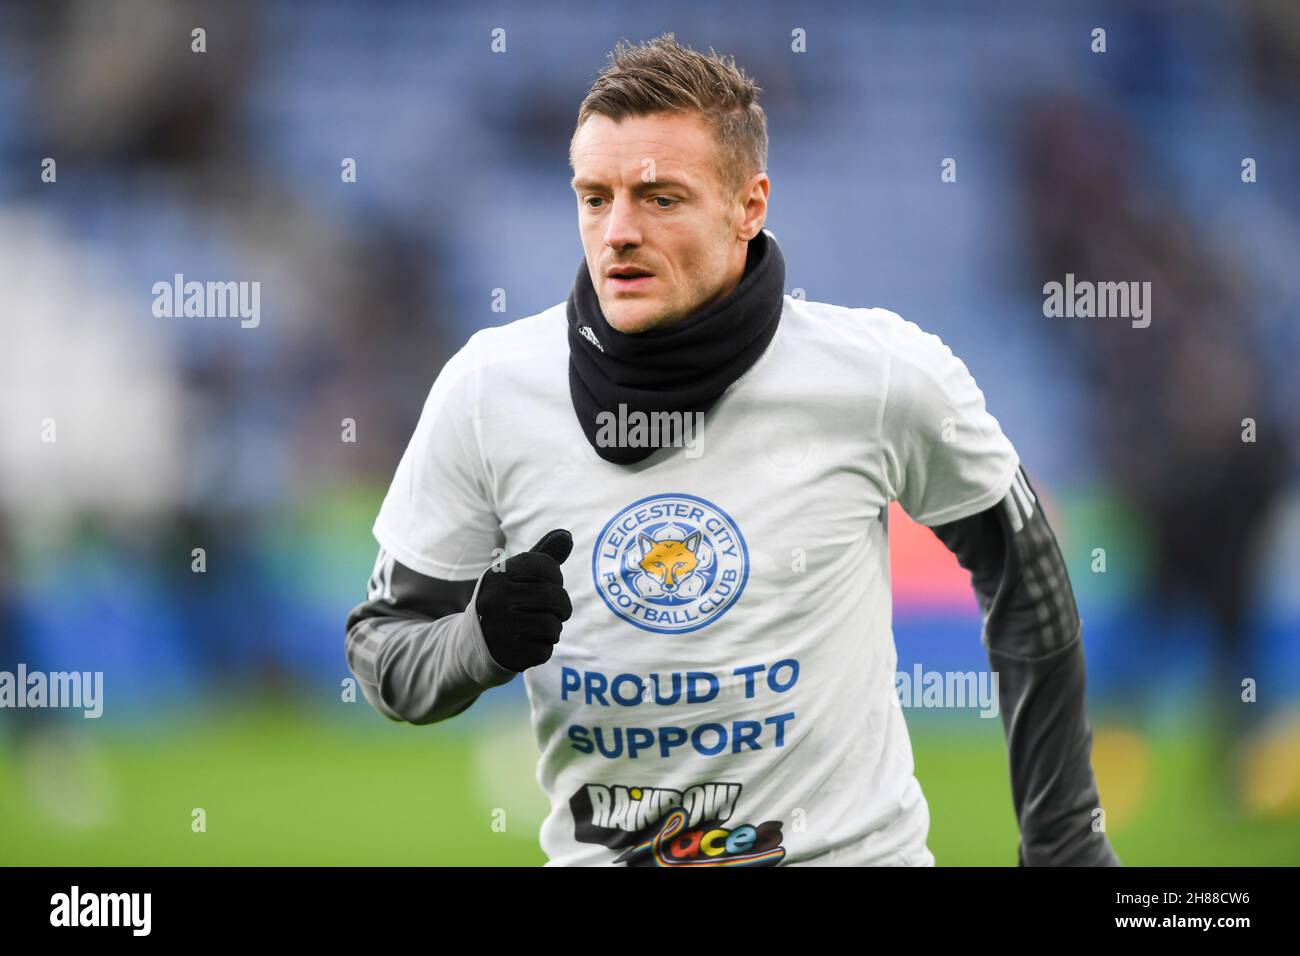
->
592;493;749;634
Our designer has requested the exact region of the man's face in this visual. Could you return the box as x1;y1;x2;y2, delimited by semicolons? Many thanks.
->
570;111;767;335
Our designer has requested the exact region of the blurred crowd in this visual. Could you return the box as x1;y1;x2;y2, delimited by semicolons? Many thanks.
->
0;0;1296;768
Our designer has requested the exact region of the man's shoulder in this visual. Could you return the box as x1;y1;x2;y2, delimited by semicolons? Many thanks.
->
456;301;569;367
784;296;942;363
788;295;902;329
783;298;980;418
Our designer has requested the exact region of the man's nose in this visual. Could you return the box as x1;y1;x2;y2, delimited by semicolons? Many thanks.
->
603;196;641;250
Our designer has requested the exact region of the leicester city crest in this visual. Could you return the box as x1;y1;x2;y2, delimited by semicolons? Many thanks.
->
592;493;749;635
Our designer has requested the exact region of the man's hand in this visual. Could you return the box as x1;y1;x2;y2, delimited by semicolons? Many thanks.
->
475;529;574;672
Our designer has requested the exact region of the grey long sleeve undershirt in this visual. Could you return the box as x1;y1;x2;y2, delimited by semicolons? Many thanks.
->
344;554;518;725
931;465;1121;867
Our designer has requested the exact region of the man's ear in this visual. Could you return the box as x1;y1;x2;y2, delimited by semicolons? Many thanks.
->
736;171;770;241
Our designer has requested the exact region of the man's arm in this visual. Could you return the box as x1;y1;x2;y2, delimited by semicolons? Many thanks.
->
929;465;1121;866
344;548;518;725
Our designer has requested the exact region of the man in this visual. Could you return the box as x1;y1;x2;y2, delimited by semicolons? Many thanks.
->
345;33;1119;867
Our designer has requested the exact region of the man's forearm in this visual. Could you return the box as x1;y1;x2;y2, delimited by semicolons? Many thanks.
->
931;466;1120;866
344;553;517;725
993;629;1118;865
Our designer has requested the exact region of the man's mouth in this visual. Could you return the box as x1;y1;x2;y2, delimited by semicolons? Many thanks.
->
607;267;655;291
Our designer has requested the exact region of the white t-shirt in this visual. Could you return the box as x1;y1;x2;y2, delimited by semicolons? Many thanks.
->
372;294;1020;867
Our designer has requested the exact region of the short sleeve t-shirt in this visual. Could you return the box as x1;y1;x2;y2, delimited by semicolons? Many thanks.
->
372;295;1020;866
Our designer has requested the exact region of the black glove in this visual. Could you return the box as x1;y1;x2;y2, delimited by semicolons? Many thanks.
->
476;529;574;672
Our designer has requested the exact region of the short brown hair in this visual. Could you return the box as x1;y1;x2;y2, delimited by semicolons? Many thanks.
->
571;33;768;200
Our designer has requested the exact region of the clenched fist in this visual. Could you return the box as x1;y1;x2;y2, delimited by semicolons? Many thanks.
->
475;529;574;672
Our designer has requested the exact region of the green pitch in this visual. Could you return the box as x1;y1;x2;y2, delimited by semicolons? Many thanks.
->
1;702;1296;865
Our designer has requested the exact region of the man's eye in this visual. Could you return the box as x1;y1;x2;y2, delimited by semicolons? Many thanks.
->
653;197;677;208
584;197;604;209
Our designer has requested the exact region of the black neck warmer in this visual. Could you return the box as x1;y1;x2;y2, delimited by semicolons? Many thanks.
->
565;228;786;465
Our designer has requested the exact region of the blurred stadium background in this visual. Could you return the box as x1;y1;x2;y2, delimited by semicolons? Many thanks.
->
1;0;1298;865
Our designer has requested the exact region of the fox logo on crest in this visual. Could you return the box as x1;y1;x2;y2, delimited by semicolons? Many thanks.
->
636;530;705;598
593;493;748;635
